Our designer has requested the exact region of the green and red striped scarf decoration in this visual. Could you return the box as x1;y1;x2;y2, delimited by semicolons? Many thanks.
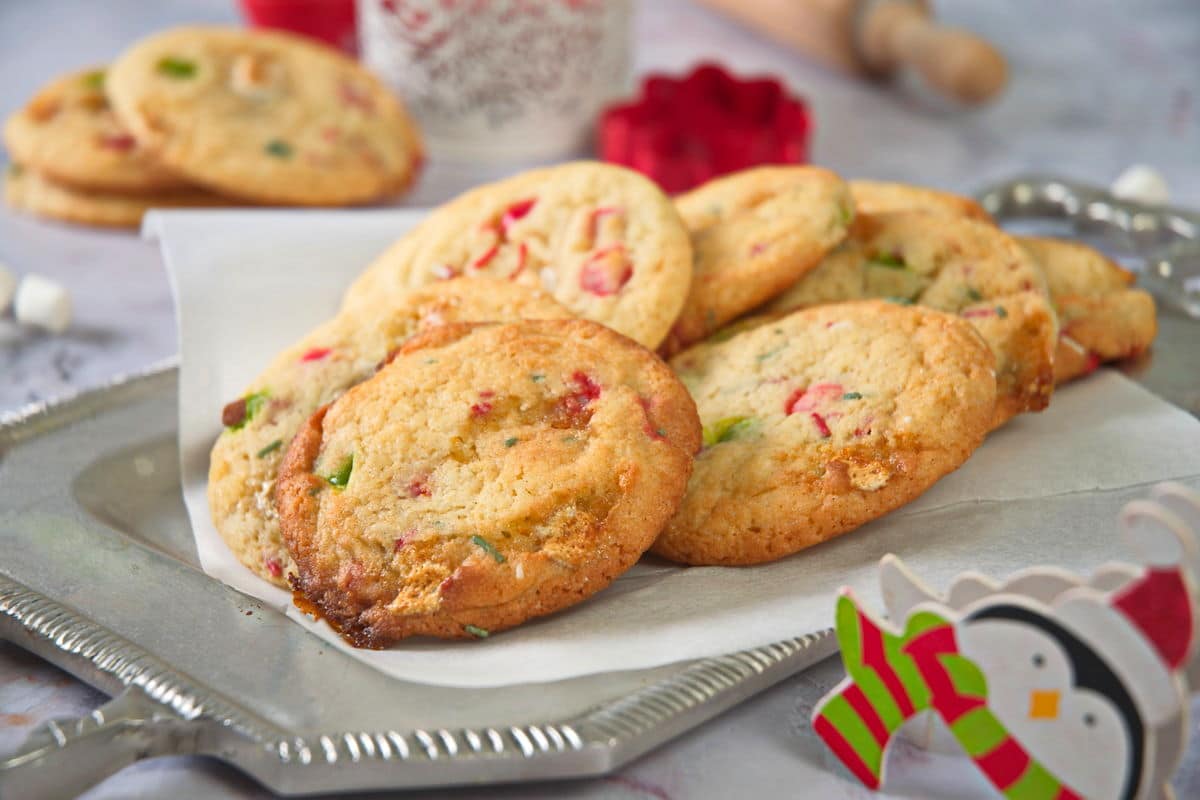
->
812;593;1084;799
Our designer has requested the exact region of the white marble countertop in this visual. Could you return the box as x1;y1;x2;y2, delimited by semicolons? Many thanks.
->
2;1;1199;797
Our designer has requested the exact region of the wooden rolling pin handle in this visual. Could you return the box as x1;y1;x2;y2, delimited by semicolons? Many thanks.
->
859;0;1008;105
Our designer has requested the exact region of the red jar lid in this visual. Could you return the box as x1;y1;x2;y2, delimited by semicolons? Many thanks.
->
239;0;358;55
599;63;811;194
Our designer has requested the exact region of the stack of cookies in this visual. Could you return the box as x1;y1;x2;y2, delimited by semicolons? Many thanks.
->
3;26;422;227
208;161;1157;646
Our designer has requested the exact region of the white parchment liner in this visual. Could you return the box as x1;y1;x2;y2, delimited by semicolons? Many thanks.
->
147;209;1200;688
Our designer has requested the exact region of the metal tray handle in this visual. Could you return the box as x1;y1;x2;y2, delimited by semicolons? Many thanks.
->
976;174;1200;319
0;686;200;800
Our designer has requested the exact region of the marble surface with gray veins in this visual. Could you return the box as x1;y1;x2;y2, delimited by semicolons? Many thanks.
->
1;1;1198;797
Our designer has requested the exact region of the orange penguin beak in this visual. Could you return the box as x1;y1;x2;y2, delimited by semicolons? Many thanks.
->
1028;689;1061;720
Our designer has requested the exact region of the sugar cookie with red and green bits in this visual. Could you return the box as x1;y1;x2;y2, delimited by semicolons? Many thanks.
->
275;319;700;644
849;180;993;223
342;161;693;349
656;301;996;566
4;67;190;194
1019;236;1157;383
208;278;572;586
4;162;226;228
765;211;1057;427
107;26;422;205
659;166;854;355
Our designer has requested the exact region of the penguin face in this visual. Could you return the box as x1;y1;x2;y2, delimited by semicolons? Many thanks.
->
959;615;1134;800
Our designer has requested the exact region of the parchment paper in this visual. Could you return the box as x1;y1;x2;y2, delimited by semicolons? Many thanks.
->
148;209;1200;688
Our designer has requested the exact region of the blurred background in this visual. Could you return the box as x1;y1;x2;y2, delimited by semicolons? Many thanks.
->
2;0;1196;206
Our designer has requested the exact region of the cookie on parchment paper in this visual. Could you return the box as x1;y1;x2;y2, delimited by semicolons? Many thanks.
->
656;301;996;566
208;279;572;587
276;319;700;644
343;161;693;350
660;166;854;355
1020;236;1157;383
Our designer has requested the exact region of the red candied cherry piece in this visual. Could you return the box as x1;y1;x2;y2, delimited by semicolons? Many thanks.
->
501;198;537;233
961;308;996;319
811;412;831;438
406;476;431;498
1082;352;1103;375
508;242;528;280
300;347;333;362
472;243;499;270
99;133;136;151
557;371;602;419
470;390;495;417
338;81;375;112
785;383;843;415
264;556;283;578
579;245;632;296
588;206;621;240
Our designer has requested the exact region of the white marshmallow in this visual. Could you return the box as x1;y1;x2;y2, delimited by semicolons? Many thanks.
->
0;262;16;313
15;274;72;334
1110;164;1170;206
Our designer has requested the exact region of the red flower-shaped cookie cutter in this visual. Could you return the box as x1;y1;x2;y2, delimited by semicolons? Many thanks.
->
599;63;811;194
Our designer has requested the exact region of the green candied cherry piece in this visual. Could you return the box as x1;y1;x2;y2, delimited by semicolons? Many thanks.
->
504;437;519;448
884;296;914;306
256;439;283;458
264;139;293;159
966;287;983;302
225;390;270;431
842;392;863;400
325;454;354;489
702;416;754;448
81;70;105;90
156;57;197;79
244;391;269;421
838;202;853;227
868;253;906;270
470;535;506;564
464;624;490;639
996;305;1008;318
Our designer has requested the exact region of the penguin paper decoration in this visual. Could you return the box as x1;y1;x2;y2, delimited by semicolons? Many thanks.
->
812;482;1200;799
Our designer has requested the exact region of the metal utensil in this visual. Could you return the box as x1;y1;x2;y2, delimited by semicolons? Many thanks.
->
976;174;1200;320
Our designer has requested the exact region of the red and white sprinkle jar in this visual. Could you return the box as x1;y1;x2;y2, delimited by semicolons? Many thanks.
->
358;0;632;162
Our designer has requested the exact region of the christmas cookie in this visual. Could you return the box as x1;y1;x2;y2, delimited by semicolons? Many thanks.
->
342;161;693;349
1020;237;1157;382
276;320;700;644
4;67;189;194
208;278;571;586
4;162;223;228
107;26;422;205
849;180;993;223
657;301;996;566
766;212;1057;427
660;166;854;355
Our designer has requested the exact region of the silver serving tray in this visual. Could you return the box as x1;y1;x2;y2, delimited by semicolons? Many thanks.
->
2;176;1197;798
0;363;837;798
